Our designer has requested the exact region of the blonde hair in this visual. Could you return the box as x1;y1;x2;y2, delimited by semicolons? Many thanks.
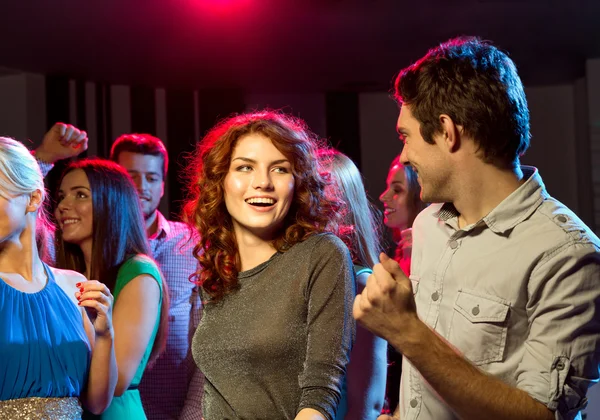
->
318;149;382;268
0;137;45;201
0;137;53;260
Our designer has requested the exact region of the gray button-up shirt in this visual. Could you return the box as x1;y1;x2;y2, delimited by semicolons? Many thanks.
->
400;167;600;420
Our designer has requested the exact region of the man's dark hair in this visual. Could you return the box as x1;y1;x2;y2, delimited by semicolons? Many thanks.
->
394;36;530;168
110;133;169;178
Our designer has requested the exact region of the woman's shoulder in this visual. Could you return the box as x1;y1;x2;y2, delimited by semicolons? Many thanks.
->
115;254;163;296
291;233;352;270
118;254;162;283
302;232;348;252
122;253;159;269
49;267;87;306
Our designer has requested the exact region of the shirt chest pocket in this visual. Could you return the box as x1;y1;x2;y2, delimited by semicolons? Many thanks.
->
448;289;510;366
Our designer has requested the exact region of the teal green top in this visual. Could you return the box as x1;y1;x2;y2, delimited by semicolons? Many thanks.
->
85;254;163;420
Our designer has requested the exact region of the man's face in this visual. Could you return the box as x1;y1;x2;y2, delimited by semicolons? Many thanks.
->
397;105;451;203
117;151;164;219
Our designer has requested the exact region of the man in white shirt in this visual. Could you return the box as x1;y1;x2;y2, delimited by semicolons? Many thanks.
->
355;36;600;420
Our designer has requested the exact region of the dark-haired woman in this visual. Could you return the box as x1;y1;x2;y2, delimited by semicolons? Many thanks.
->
378;155;426;416
54;159;169;420
184;111;355;420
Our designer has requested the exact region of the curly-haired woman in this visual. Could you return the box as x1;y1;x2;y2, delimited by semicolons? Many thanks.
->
184;111;355;420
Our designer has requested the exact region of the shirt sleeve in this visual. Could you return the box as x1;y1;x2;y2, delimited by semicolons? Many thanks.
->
114;255;164;300
30;150;54;177
179;367;205;420
297;234;356;420
516;240;600;419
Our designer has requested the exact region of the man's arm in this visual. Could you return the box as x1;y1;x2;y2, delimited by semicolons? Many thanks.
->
32;122;88;175
354;254;554;420
180;283;204;420
179;367;204;420
395;319;553;420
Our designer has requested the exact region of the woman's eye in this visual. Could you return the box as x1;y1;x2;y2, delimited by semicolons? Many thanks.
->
273;167;289;174
236;165;252;172
77;192;88;199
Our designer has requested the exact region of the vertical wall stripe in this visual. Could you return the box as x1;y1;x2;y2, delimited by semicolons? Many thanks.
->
325;91;361;168
44;74;71;202
0;74;27;141
155;87;170;217
193;90;200;142
75;80;87;131
25;73;47;146
155;88;168;144
358;92;402;203
68;79;77;126
197;88;245;137
586;58;600;235
72;80;88;159
110;85;131;143
85;81;98;158
131;85;157;135
45;75;70;128
166;89;196;220
574;78;594;227
95;83;113;158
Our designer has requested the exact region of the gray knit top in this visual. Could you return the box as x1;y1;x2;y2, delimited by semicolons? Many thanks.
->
192;233;356;420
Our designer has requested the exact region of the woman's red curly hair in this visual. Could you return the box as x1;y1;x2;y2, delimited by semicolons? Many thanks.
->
183;110;342;303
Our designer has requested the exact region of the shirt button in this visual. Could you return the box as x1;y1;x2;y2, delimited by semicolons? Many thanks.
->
449;240;459;249
557;215;567;223
472;306;480;316
556;360;566;371
431;291;439;301
410;398;418;408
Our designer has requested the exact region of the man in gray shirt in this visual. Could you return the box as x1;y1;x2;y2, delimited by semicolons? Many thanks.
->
355;36;600;420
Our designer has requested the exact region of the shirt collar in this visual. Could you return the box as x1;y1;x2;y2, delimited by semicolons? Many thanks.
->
434;166;546;234
150;211;171;240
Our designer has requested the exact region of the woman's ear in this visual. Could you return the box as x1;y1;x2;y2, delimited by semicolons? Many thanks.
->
26;190;43;213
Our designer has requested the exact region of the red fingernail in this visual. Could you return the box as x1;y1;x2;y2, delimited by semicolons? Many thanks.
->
79;287;84;293
75;283;81;287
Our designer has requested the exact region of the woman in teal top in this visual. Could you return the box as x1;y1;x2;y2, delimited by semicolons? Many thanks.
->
0;137;117;418
54;158;169;420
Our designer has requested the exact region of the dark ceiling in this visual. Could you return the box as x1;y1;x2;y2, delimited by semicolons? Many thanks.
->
1;0;599;92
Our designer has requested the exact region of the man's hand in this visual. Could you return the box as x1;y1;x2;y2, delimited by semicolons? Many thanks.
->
34;122;88;163
353;253;420;348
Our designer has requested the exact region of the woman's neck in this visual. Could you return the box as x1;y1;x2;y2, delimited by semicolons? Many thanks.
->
0;223;44;281
235;232;278;272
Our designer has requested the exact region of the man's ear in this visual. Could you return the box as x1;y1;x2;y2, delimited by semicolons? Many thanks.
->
26;190;43;213
439;114;462;153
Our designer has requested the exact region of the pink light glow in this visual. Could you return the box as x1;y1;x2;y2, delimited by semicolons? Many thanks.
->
199;0;252;13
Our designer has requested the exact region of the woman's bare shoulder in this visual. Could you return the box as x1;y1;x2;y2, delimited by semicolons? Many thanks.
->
49;267;86;306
